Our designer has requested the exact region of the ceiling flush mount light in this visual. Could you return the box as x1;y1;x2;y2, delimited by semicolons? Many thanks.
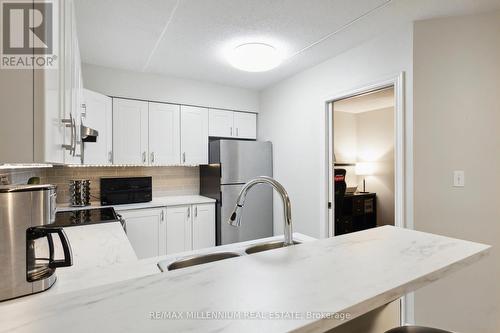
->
228;43;282;72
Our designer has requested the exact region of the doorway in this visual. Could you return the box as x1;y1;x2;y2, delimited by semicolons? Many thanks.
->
332;87;395;235
325;74;405;238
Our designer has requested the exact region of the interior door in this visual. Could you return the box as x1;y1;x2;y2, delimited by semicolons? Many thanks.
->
180;106;208;165
83;89;112;165
233;112;257;139
149;102;180;165
166;205;192;254
113;98;149;165
192;204;215;250
117;208;162;259
209;109;234;138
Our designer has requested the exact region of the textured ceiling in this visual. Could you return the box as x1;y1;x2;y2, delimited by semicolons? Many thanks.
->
75;0;500;90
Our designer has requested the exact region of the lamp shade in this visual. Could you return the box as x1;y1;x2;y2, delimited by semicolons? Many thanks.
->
355;162;374;176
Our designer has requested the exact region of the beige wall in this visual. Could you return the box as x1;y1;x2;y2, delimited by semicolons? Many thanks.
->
0;166;199;204
356;108;395;226
333;111;357;164
333;111;358;188
334;108;395;226
414;11;500;332
259;24;413;240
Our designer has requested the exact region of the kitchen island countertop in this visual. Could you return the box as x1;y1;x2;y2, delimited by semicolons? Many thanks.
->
0;226;489;333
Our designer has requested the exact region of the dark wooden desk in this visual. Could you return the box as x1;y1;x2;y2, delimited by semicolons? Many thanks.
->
335;192;376;236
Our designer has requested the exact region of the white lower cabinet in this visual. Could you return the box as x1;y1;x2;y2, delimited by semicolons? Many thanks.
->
192;204;216;250
166;203;216;254
116;208;166;259
119;203;215;259
166;206;192;254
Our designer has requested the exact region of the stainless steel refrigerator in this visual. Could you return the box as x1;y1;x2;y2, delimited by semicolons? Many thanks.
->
200;140;273;245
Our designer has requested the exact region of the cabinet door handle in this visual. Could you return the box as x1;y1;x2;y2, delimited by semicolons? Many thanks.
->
108;151;113;163
142;151;147;163
61;116;73;152
81;103;87;119
194;206;198;218
61;114;75;154
187;207;190;218
230;127;233;136
151;152;155;164
182;152;186;163
160;210;164;222
71;117;77;156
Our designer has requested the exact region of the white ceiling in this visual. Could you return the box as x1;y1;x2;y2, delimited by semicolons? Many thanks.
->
334;88;394;114
75;0;500;90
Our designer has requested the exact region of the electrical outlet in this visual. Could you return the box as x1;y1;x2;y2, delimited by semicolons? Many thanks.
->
453;171;465;187
0;176;9;185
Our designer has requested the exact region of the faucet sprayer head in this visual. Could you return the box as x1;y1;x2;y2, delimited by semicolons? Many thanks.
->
227;204;243;227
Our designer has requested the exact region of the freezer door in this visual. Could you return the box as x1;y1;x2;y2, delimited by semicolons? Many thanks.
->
219;140;272;184
220;184;273;245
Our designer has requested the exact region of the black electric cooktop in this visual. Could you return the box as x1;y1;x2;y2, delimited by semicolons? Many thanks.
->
53;207;118;227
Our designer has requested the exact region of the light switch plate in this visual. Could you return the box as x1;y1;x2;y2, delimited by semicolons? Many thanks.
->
453;170;465;187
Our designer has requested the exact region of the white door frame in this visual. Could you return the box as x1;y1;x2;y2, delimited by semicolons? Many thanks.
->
324;72;405;234
323;72;407;323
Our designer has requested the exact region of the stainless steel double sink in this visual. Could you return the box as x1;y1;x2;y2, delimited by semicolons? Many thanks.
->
162;240;301;272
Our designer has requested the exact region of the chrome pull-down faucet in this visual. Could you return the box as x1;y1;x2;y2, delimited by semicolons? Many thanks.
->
227;176;293;246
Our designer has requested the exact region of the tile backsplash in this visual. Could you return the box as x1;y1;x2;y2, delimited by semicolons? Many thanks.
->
1;166;200;204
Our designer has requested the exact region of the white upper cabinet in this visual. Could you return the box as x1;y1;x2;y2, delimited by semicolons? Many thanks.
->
192;204;216;250
233;112;257;139
180;106;209;165
63;0;84;165
149;102;181;165
1;0;81;164
208;109;257;139
82;89;112;165
113;98;149;165
209;109;234;137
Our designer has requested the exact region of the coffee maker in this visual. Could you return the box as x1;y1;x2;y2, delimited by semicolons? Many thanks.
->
0;184;73;301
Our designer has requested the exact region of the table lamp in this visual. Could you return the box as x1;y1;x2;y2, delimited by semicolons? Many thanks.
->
355;162;374;193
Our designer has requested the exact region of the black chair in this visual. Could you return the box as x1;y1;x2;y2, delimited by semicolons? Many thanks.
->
334;168;347;216
334;169;347;235
386;326;453;333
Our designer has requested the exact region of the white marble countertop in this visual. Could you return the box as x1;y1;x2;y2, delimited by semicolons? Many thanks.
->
156;233;317;272
30;222;142;297
57;195;215;212
28;232;314;300
0;226;489;333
